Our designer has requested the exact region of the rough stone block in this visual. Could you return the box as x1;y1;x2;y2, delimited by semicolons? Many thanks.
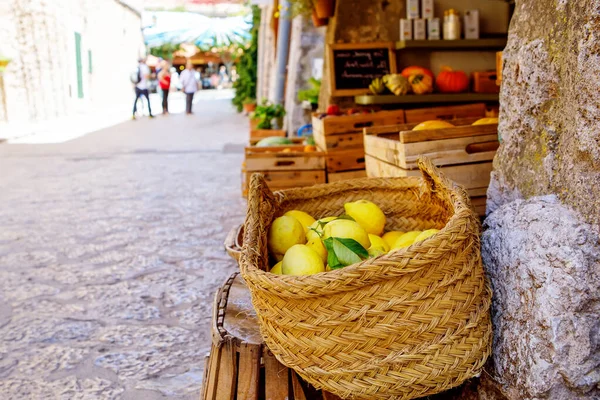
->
482;195;600;399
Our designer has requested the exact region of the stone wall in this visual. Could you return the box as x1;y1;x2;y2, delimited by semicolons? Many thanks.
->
0;0;144;127
482;0;600;398
488;0;600;226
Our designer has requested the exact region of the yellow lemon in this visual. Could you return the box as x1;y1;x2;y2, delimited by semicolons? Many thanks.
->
368;234;390;252
270;261;283;275
413;229;440;243
472;117;499;126
323;219;371;249
412;120;455;131
325;264;332;272
306;238;328;263
382;231;405;249
282;245;325;276
368;246;387;258
391;231;422;249
306;216;338;242
284;210;316;235
268;216;306;261
344;200;386;236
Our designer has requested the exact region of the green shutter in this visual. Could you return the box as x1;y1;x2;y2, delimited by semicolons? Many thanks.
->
88;50;92;74
74;32;83;98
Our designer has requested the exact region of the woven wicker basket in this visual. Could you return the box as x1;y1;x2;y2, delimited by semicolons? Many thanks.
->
239;158;492;400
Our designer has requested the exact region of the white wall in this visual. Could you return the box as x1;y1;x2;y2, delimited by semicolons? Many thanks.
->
0;0;144;126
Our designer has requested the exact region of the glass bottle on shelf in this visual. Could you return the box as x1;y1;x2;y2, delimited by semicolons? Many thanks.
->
443;9;461;40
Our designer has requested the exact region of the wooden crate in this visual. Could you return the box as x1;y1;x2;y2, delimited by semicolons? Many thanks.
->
364;118;498;217
403;103;486;123
327;169;367;183
249;137;304;146
363;118;499;170
250;129;287;140
245;146;325;172
242;170;327;196
365;155;493;193
496;51;503;86
202;273;342;400
472;71;500;94
312;110;405;151
242;146;327;196
324;147;366;173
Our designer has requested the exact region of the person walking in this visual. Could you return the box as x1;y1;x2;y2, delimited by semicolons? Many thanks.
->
158;60;171;115
132;58;153;119
179;60;198;115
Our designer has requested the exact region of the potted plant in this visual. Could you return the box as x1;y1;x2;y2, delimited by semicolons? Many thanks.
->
242;98;257;114
288;0;328;27
315;0;335;18
250;100;287;139
297;78;321;111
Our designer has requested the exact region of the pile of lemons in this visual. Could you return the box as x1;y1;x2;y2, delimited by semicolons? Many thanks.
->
268;200;439;276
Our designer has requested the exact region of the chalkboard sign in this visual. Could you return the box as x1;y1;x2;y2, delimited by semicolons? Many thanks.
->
328;42;397;97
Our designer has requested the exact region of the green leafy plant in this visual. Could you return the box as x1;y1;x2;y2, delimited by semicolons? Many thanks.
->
254;99;286;129
232;5;260;112
149;43;180;60
242;97;256;105
297;78;321;105
287;0;315;18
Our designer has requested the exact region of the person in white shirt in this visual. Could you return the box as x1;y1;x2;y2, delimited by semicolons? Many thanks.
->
132;58;154;119
179;60;199;115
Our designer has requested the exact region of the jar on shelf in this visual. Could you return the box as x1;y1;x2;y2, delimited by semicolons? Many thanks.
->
443;9;461;40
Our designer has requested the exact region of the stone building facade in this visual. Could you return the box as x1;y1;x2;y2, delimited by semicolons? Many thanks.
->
0;0;144;130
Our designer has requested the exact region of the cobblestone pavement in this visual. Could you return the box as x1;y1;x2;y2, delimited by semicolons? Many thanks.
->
0;95;248;399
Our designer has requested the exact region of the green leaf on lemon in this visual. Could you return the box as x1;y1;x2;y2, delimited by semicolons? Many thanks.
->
323;237;368;269
336;214;356;222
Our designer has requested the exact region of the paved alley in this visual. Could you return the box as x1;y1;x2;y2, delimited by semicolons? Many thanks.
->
0;93;248;399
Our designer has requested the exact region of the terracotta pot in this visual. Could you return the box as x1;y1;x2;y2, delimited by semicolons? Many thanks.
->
315;0;335;18
243;103;256;114
311;10;328;27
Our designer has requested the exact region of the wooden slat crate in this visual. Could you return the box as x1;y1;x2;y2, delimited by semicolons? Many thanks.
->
250;129;287;140
245;146;326;172
242;146;326;196
327;169;367;183
312;110;405;151
496;51;503;86
403;103;487;123
324;147;366;173
364;118;499;216
364;117;499;169
202;272;344;400
248;137;305;146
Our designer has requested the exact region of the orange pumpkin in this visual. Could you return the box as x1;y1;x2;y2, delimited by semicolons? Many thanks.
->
408;74;433;94
436;66;470;93
401;66;434;80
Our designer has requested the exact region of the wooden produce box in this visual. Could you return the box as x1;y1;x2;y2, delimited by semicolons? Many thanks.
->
496;52;503;86
403;103;486;123
472;71;500;94
248;137;304;146
242;146;326;197
364;118;499;215
328;169;367;183
250;129;287;140
312;110;405;151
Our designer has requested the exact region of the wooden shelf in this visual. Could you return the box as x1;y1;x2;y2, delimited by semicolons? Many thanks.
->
396;38;507;51
355;93;500;105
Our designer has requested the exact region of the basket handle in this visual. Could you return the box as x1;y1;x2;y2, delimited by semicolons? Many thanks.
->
417;157;454;196
418;157;472;207
240;173;277;273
